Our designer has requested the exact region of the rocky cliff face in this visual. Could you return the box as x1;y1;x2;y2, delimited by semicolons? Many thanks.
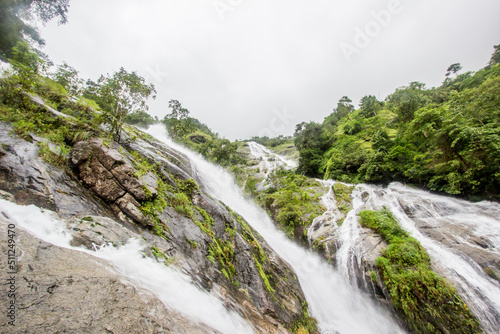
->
0;121;312;333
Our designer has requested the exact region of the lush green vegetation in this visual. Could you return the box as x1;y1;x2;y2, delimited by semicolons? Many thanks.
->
358;209;480;333
162;99;246;167
295;47;500;200
332;182;354;225
0;0;69;61
249;135;291;148
257;169;324;242
288;301;319;334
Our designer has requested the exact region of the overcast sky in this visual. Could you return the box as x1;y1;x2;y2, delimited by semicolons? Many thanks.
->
38;0;500;140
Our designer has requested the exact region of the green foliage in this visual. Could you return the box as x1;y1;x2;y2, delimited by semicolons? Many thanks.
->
490;44;500;66
332;183;354;224
294;122;328;177
359;95;383;117
84;67;156;141
358;210;409;242
51;62;83;96
294;52;500;199
162;99;196;138
359;209;480;333
124;110;157;128
161;100;245;167
8;41;46;91
186;238;198;249
151;246;170;264
258;169;323;240
288;301;319;334
249;135;290;148
36;141;70;167
0;0;69;61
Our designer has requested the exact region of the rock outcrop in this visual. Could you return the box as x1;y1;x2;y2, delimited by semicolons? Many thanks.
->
0;121;311;333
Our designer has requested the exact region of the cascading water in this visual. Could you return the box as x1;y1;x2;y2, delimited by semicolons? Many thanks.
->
343;182;500;334
146;125;405;334
0;199;254;334
247;141;297;180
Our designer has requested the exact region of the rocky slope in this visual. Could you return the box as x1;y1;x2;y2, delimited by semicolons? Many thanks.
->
0;121;314;333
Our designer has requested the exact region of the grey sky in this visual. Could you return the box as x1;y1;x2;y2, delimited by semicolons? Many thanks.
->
39;0;500;140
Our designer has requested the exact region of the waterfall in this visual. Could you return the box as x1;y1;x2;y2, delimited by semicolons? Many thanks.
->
247;141;297;180
146;125;404;334
0;199;254;334
344;182;500;333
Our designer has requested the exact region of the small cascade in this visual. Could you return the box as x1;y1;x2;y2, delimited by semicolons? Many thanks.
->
247;141;297;181
332;185;371;283
335;182;500;333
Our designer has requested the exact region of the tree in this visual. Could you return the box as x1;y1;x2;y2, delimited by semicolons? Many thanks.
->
294;122;328;176
0;0;70;61
8;41;46;90
446;63;462;77
490;44;500;65
387;85;430;123
87;67;156;141
51;62;82;95
163;99;195;138
359;95;382;117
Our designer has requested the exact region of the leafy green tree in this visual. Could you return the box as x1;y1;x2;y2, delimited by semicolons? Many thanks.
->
124;110;157;128
295;122;328;176
490;44;500;65
386;85;430;123
0;0;70;60
446;63;462;77
51;62;82;95
8;41;46;91
162;99;196;138
86;67;156;141
359;95;382;117
324;96;355;127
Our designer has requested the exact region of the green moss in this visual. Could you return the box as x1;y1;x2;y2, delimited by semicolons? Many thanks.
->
332;182;354;216
178;177;199;196
258;170;323;240
253;254;275;294
186;238;198;249
484;267;498;280
369;270;378;283
141;179;168;221
358;209;481;334
288;301;319;334
151;246;170;264
37;141;70;168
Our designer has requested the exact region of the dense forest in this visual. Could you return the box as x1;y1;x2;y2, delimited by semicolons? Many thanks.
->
293;49;500;200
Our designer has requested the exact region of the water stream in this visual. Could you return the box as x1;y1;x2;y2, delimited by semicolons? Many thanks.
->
346;183;500;333
0;200;254;334
146;125;404;334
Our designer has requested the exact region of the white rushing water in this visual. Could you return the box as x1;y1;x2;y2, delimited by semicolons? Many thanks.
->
146;125;405;334
247;141;297;180
0;199;254;334
344;183;500;333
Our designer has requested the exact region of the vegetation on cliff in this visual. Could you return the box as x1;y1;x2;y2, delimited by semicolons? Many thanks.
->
294;46;500;200
359;209;480;333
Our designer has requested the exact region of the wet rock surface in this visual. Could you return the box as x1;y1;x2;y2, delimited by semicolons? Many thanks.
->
0;121;308;333
0;214;220;334
0;123;114;218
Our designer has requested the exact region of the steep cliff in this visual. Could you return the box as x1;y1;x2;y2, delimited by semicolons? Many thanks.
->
0;119;315;333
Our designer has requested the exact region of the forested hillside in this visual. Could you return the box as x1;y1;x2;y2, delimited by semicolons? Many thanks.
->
294;47;500;200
